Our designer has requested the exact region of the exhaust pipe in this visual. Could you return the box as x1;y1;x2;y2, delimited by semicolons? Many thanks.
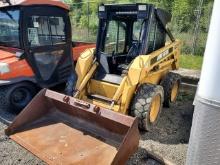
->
186;0;220;164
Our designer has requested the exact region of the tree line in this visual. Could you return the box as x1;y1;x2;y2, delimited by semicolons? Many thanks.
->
65;0;214;55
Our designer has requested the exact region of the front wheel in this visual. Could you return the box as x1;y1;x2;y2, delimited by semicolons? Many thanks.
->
130;84;164;131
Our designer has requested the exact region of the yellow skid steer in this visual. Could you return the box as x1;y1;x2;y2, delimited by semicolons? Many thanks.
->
6;3;181;165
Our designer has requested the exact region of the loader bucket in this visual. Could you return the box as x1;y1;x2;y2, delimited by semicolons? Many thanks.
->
5;89;139;165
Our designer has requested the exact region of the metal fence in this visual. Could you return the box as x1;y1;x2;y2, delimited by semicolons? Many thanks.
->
66;0;213;56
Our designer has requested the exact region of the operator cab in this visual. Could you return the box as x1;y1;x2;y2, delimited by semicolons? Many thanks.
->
0;0;72;87
95;4;173;84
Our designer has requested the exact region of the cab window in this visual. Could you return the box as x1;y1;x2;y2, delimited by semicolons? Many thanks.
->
133;20;143;40
27;16;66;47
104;21;126;54
0;9;20;48
147;16;166;53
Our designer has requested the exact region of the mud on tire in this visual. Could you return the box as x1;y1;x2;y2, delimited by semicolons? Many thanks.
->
161;72;181;108
130;84;164;131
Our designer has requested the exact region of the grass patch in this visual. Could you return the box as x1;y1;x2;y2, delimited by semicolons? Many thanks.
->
180;55;203;70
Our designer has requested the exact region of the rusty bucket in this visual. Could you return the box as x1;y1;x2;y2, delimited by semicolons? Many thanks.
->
5;89;139;165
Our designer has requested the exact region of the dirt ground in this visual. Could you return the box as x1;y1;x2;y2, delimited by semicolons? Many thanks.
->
0;90;194;165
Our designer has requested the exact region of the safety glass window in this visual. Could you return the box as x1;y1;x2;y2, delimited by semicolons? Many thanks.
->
148;18;157;53
104;21;126;54
154;22;166;50
27;16;66;47
133;20;143;40
0;9;20;48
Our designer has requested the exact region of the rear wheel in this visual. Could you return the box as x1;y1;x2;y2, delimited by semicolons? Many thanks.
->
161;72;181;107
0;82;37;113
130;84;164;131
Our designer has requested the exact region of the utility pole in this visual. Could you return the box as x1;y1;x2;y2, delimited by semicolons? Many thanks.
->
186;0;220;164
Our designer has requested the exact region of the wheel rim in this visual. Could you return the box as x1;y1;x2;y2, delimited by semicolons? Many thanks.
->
11;87;31;107
171;82;179;102
149;94;161;123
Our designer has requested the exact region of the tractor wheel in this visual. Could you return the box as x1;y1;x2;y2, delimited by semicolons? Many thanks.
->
161;72;181;107
0;82;37;113
130;84;164;131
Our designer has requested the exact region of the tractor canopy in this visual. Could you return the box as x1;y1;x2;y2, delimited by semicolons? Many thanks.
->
1;0;69;10
95;3;174;76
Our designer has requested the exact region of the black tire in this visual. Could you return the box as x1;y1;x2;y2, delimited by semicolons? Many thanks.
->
0;82;37;113
0;86;10;109
130;84;164;131
161;72;181;108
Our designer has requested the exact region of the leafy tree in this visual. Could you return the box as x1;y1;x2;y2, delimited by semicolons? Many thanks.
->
65;0;214;55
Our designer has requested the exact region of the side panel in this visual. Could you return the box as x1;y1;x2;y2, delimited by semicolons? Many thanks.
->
0;59;34;80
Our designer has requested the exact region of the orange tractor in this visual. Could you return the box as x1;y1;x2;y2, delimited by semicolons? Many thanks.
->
0;0;94;112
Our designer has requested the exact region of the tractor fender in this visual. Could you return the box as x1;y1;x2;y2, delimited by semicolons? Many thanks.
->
0;77;36;86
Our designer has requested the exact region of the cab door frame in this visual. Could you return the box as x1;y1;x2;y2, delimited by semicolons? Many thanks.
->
21;5;72;87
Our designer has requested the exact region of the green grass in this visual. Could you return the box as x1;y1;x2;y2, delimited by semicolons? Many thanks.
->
180;55;203;70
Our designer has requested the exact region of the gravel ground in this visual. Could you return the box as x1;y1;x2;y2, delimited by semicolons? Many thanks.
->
128;91;194;165
0;90;194;165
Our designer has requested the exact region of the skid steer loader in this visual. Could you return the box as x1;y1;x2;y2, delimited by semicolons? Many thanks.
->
6;3;181;165
72;3;181;130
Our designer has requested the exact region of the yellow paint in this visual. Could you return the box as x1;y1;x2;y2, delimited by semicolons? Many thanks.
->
171;81;179;102
73;40;181;115
75;48;95;89
112;77;127;101
76;62;98;95
150;94;161;123
88;79;119;99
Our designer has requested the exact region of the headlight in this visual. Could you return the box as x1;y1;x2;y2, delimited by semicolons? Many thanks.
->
138;5;147;11
0;62;10;74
